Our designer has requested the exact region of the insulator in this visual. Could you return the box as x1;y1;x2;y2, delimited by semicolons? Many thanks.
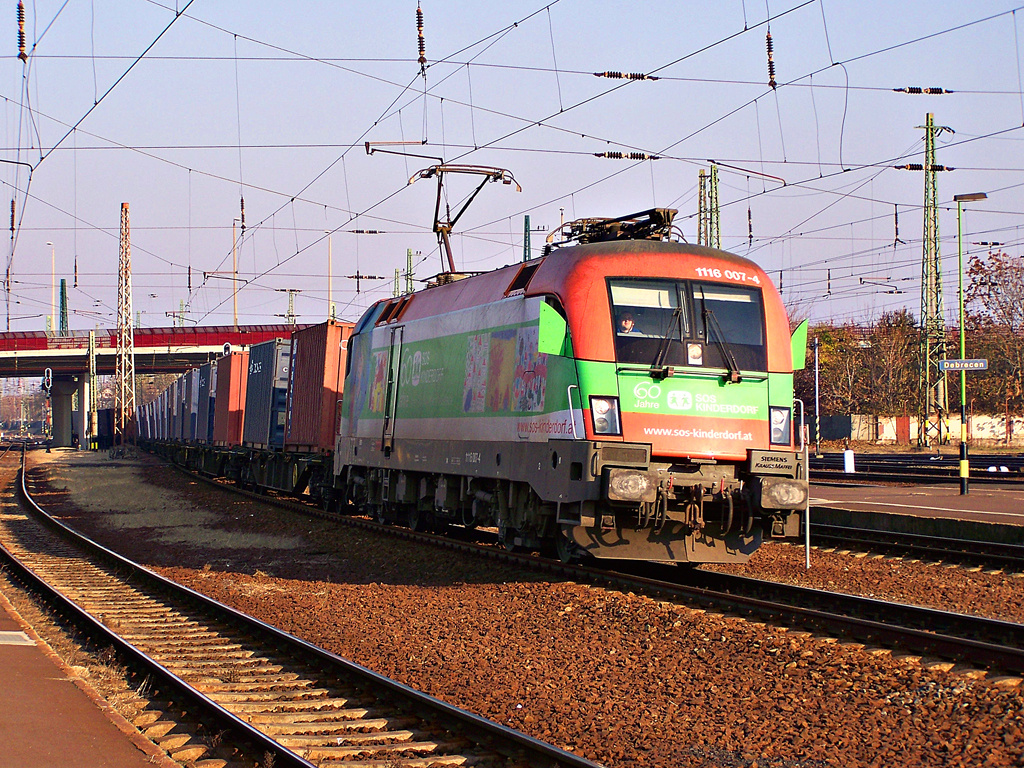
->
187;264;192;292
593;71;658;81
416;4;426;68
239;196;245;232
9;198;14;233
16;1;25;62
766;31;776;90
895;86;949;95
594;151;659;160
17;1;26;62
896;163;953;171
352;229;382;234
747;207;753;246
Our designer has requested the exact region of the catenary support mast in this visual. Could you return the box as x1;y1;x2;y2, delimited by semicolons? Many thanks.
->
917;114;953;447
114;202;136;449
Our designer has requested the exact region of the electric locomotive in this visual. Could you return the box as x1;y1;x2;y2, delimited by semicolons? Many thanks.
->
333;209;808;563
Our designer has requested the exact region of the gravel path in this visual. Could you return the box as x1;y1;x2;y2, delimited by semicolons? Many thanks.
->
25;448;1024;767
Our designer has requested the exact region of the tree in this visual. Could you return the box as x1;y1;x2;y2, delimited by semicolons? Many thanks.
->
965;250;1024;416
794;323;865;415
862;310;918;416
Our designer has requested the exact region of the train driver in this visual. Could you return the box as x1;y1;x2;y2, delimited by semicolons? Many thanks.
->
617;311;639;334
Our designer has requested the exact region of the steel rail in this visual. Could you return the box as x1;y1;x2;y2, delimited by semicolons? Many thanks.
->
179;461;1024;676
810;468;1023;485
808;523;1024;572
11;451;606;768
5;467;313;767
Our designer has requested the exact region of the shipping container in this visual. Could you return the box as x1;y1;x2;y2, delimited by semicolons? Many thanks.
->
183;370;195;441
242;338;291;449
189;368;201;440
177;374;188;440
170;377;181;440
158;390;167;440
213;351;248;446
196;362;216;443
285;319;354;452
154;392;162;440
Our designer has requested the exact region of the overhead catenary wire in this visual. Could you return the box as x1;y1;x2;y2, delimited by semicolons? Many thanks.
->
7;1;1024;331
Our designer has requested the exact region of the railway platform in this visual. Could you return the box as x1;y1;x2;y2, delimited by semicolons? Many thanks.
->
0;589;175;768
810;481;1024;542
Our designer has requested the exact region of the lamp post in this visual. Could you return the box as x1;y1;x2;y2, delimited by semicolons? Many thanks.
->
46;241;54;334
953;191;986;495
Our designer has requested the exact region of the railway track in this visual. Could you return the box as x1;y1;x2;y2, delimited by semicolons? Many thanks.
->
179;460;1024;677
810;453;1024;485
3;452;604;768
808;523;1024;573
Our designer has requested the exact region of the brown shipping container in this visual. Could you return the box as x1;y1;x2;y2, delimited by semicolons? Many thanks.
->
213;350;249;446
285;320;353;452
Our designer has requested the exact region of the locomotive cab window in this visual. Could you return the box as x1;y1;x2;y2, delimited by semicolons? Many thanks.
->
693;283;766;371
608;278;766;372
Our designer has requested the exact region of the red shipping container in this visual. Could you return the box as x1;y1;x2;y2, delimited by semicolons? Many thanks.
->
213;351;249;446
285;320;353;452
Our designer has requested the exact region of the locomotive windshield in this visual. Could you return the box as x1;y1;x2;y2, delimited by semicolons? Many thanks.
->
609;278;766;371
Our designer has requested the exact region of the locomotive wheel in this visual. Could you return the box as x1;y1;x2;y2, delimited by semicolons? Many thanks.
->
374;505;388;525
408;507;430;533
432;514;450;535
740;498;754;536
499;522;521;552
555;525;583;564
721;494;734;534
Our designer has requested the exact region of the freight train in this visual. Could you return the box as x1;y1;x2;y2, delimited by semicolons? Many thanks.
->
143;208;809;563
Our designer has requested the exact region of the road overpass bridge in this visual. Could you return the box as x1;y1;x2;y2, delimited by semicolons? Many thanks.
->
0;325;301;447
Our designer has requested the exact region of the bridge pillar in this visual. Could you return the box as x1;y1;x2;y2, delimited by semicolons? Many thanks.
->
75;376;89;449
50;377;79;448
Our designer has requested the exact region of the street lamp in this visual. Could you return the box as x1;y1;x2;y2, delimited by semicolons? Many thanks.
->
953;191;986;495
46;241;54;334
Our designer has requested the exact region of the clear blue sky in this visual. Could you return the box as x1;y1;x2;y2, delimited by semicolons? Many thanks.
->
3;0;1022;331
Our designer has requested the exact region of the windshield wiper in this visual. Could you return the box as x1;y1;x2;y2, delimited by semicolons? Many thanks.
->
649;304;684;379
701;298;742;383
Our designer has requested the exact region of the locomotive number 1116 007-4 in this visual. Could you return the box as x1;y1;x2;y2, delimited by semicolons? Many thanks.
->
693;266;761;284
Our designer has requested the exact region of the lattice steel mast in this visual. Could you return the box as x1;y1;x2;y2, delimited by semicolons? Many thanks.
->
917;114;953;447
114;202;136;448
697;164;720;249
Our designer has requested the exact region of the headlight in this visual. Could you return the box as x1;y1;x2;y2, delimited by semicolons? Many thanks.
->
770;406;791;445
590;396;622;436
605;467;657;502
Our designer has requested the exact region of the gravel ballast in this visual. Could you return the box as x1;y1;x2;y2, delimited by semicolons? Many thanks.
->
21;448;1024;767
